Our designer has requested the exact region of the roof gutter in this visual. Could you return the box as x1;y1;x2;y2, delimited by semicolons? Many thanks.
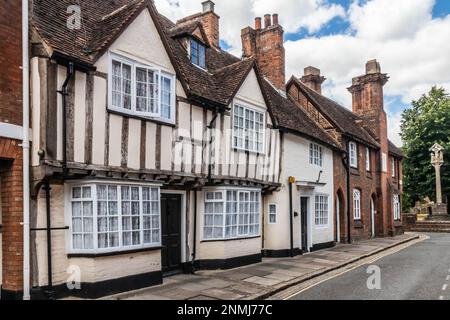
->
22;0;31;301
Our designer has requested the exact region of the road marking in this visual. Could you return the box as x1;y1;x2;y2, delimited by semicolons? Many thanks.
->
439;296;444;300
446;275;450;281
443;284;448;291
279;235;428;300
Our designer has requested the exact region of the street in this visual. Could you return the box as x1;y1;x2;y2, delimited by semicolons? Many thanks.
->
289;233;450;300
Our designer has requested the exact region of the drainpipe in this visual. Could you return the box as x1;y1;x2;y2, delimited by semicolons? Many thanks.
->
22;0;31;301
288;177;294;257
58;62;74;176
43;181;54;299
207;109;219;179
191;189;198;273
342;143;352;244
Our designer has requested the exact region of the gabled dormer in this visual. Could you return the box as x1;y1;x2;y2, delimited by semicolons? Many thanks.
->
170;21;210;70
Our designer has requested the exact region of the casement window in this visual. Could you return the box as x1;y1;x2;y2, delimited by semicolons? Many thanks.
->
353;189;361;220
69;183;161;253
233;104;265;153
366;147;371;171
204;189;261;240
190;39;206;69
349;142;358;168
393;194;401;221
109;53;175;123
314;195;329;226
268;204;277;224
391;158;396;178
309;143;323;167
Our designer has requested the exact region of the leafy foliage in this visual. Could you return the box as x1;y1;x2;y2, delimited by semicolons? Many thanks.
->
400;87;450;209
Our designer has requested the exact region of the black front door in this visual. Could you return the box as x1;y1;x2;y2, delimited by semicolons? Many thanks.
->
161;193;182;274
300;197;309;252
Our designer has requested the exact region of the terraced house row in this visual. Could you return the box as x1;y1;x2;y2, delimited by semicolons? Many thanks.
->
0;0;404;299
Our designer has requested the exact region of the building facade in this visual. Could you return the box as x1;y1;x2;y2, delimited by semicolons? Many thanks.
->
0;0;405;300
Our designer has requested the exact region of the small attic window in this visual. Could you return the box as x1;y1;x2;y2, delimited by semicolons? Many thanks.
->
190;38;206;69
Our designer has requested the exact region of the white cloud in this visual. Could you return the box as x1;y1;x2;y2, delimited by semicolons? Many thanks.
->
154;0;450;146
155;0;346;49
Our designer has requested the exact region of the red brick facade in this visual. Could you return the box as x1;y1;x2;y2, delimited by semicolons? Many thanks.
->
0;0;24;298
0;139;24;297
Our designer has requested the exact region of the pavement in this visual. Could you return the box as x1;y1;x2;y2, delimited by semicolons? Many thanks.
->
104;233;420;300
287;233;450;300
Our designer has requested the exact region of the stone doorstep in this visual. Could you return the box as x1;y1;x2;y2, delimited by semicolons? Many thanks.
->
245;233;420;300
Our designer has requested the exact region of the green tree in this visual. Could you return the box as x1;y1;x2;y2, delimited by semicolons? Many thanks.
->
400;86;450;211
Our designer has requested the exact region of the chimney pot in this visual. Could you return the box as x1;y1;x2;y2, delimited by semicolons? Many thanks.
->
202;0;215;13
304;66;321;77
264;14;272;28
255;17;262;30
366;59;381;74
272;14;279;25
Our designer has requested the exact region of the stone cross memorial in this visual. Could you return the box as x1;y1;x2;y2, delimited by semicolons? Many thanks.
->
430;143;447;216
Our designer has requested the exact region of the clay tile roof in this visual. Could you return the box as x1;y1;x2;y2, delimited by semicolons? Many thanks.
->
289;77;380;148
389;140;404;158
262;80;342;151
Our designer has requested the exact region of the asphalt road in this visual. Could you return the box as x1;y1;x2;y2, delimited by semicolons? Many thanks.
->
290;233;450;300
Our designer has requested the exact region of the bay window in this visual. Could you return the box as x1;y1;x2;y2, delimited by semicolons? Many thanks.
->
69;183;161;253
204;189;261;240
109;53;175;122
233;104;265;153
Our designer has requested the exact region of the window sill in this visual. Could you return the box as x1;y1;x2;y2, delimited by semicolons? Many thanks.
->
201;235;261;243
107;108;176;127
350;167;360;176
68;246;163;258
232;148;265;156
354;220;364;229
394;220;403;227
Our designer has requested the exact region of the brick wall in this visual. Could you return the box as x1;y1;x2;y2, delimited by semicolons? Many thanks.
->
0;0;23;126
241;15;285;90
0;137;24;297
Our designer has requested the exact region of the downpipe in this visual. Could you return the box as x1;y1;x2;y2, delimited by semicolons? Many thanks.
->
342;144;352;244
22;0;31;301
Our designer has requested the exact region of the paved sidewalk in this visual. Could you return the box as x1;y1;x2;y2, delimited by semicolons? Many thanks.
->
105;233;419;300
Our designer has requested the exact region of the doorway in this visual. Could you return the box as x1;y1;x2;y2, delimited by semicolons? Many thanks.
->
300;197;309;253
161;193;182;274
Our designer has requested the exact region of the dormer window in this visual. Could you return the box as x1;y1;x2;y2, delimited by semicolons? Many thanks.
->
190;38;206;69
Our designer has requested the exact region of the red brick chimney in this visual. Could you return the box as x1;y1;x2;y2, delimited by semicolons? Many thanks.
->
348;60;393;236
177;0;220;48
300;66;326;94
348;60;389;116
241;14;285;90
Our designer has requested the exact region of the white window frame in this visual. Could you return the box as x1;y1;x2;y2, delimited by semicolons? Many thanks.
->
309;143;323;167
203;187;261;241
232;103;265;154
190;38;206;69
391;158;396;178
66;181;162;255
366;147;371;171
393;194;401;221
108;52;176;124
349;142;358;168
314;194;329;227
268;203;277;224
353;189;361;221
